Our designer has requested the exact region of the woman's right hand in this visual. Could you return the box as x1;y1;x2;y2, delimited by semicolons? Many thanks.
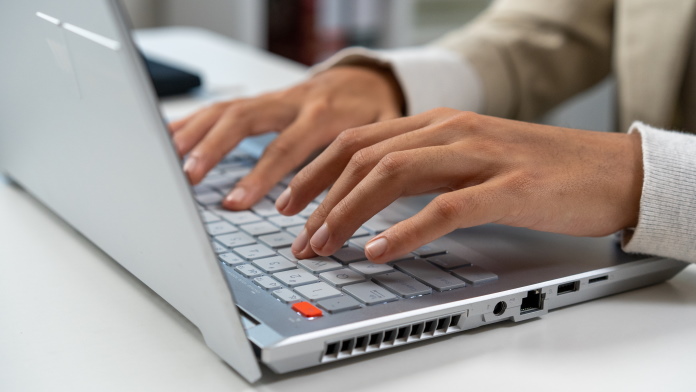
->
169;65;404;210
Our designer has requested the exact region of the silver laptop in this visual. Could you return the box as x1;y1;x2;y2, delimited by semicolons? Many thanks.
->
0;0;688;383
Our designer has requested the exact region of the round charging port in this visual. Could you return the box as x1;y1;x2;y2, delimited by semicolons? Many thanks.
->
493;301;507;316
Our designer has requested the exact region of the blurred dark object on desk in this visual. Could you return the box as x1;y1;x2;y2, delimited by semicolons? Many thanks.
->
143;56;202;97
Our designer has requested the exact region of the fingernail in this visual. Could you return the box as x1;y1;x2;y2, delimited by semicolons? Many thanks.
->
365;237;388;259
183;156;198;175
275;187;292;211
225;187;247;205
292;228;308;253
310;223;330;250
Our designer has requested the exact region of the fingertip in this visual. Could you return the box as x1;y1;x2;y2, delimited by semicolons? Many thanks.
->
365;236;389;262
183;156;204;184
222;187;253;210
275;187;292;212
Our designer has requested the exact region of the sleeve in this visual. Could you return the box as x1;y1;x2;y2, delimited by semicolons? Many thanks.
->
431;0;615;121
622;122;696;263
312;0;614;122
310;46;484;116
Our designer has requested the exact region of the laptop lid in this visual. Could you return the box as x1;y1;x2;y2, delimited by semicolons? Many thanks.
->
0;0;261;382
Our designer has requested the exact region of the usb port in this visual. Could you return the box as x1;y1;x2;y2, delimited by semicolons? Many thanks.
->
557;281;579;295
589;275;608;284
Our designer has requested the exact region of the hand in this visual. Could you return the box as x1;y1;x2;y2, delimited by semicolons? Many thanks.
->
277;109;644;263
169;66;404;210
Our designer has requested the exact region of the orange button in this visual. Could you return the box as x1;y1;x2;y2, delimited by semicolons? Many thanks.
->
292;301;323;318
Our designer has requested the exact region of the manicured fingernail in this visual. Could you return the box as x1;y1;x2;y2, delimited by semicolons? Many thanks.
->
225;187;247;205
183;156;198;175
292;228;308;253
275;187;292;211
365;237;388;259
310;223;330;250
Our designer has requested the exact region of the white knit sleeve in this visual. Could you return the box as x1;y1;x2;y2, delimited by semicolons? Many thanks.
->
310;47;484;116
622;121;696;263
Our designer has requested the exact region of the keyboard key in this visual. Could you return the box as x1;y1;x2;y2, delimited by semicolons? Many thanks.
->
210;240;228;254
278;248;298;261
205;221;238;236
213;209;262;225
427;254;472;269
219;252;245;266
273;288;303;303
373;271;432;297
291;301;323;318
293;282;342;301
393;259;466;291
195;191;223;206
332;246;367;263
298;257;343;274
363;206;404;233
251;198;280;217
349;261;394;275
239;221;280;236
258;232;295;248
348;236;372;249
319;268;366;287
268;215;306;228
200;210;221;223
285;225;305;236
235;264;263;278
252;256;296;273
451;266;498;285
297;202;319;218
412;243;447;257
351;227;370;238
253;275;283;290
343;281;398;305
317;296;362;313
214;232;255;248
233;244;276;260
274;269;320;287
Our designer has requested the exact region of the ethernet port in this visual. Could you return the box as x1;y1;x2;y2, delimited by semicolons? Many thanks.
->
520;289;545;314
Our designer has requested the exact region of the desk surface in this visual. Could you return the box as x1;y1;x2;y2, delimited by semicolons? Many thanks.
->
2;27;696;392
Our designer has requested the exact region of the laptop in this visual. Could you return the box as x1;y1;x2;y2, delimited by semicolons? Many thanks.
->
0;0;688;383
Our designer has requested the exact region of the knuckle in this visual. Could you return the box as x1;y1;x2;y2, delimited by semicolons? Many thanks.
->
443;110;481;130
374;152;408;179
432;194;464;221
346;148;374;177
304;98;333;119
333;127;363;154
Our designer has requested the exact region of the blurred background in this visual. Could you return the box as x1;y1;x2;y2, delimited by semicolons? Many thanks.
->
123;0;616;132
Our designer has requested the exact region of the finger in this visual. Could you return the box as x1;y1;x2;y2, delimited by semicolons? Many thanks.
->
172;104;227;157
184;101;296;185
365;180;509;263
281;114;433;217
303;146;473;257
221;107;333;210
168;110;200;134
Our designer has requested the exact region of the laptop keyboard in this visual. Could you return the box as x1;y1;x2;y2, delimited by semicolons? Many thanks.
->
195;153;498;317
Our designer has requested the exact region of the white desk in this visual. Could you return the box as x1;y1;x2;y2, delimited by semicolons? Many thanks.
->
2;28;696;392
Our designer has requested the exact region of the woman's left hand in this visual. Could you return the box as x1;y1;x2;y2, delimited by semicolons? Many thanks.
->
275;108;643;263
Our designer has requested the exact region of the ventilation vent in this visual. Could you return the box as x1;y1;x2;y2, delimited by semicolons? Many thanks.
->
322;313;463;362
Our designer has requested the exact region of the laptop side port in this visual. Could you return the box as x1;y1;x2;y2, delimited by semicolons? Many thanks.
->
557;281;580;295
589;275;608;284
520;289;545;314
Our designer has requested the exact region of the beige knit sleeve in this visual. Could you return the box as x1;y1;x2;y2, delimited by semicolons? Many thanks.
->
622;122;696;263
432;0;615;121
